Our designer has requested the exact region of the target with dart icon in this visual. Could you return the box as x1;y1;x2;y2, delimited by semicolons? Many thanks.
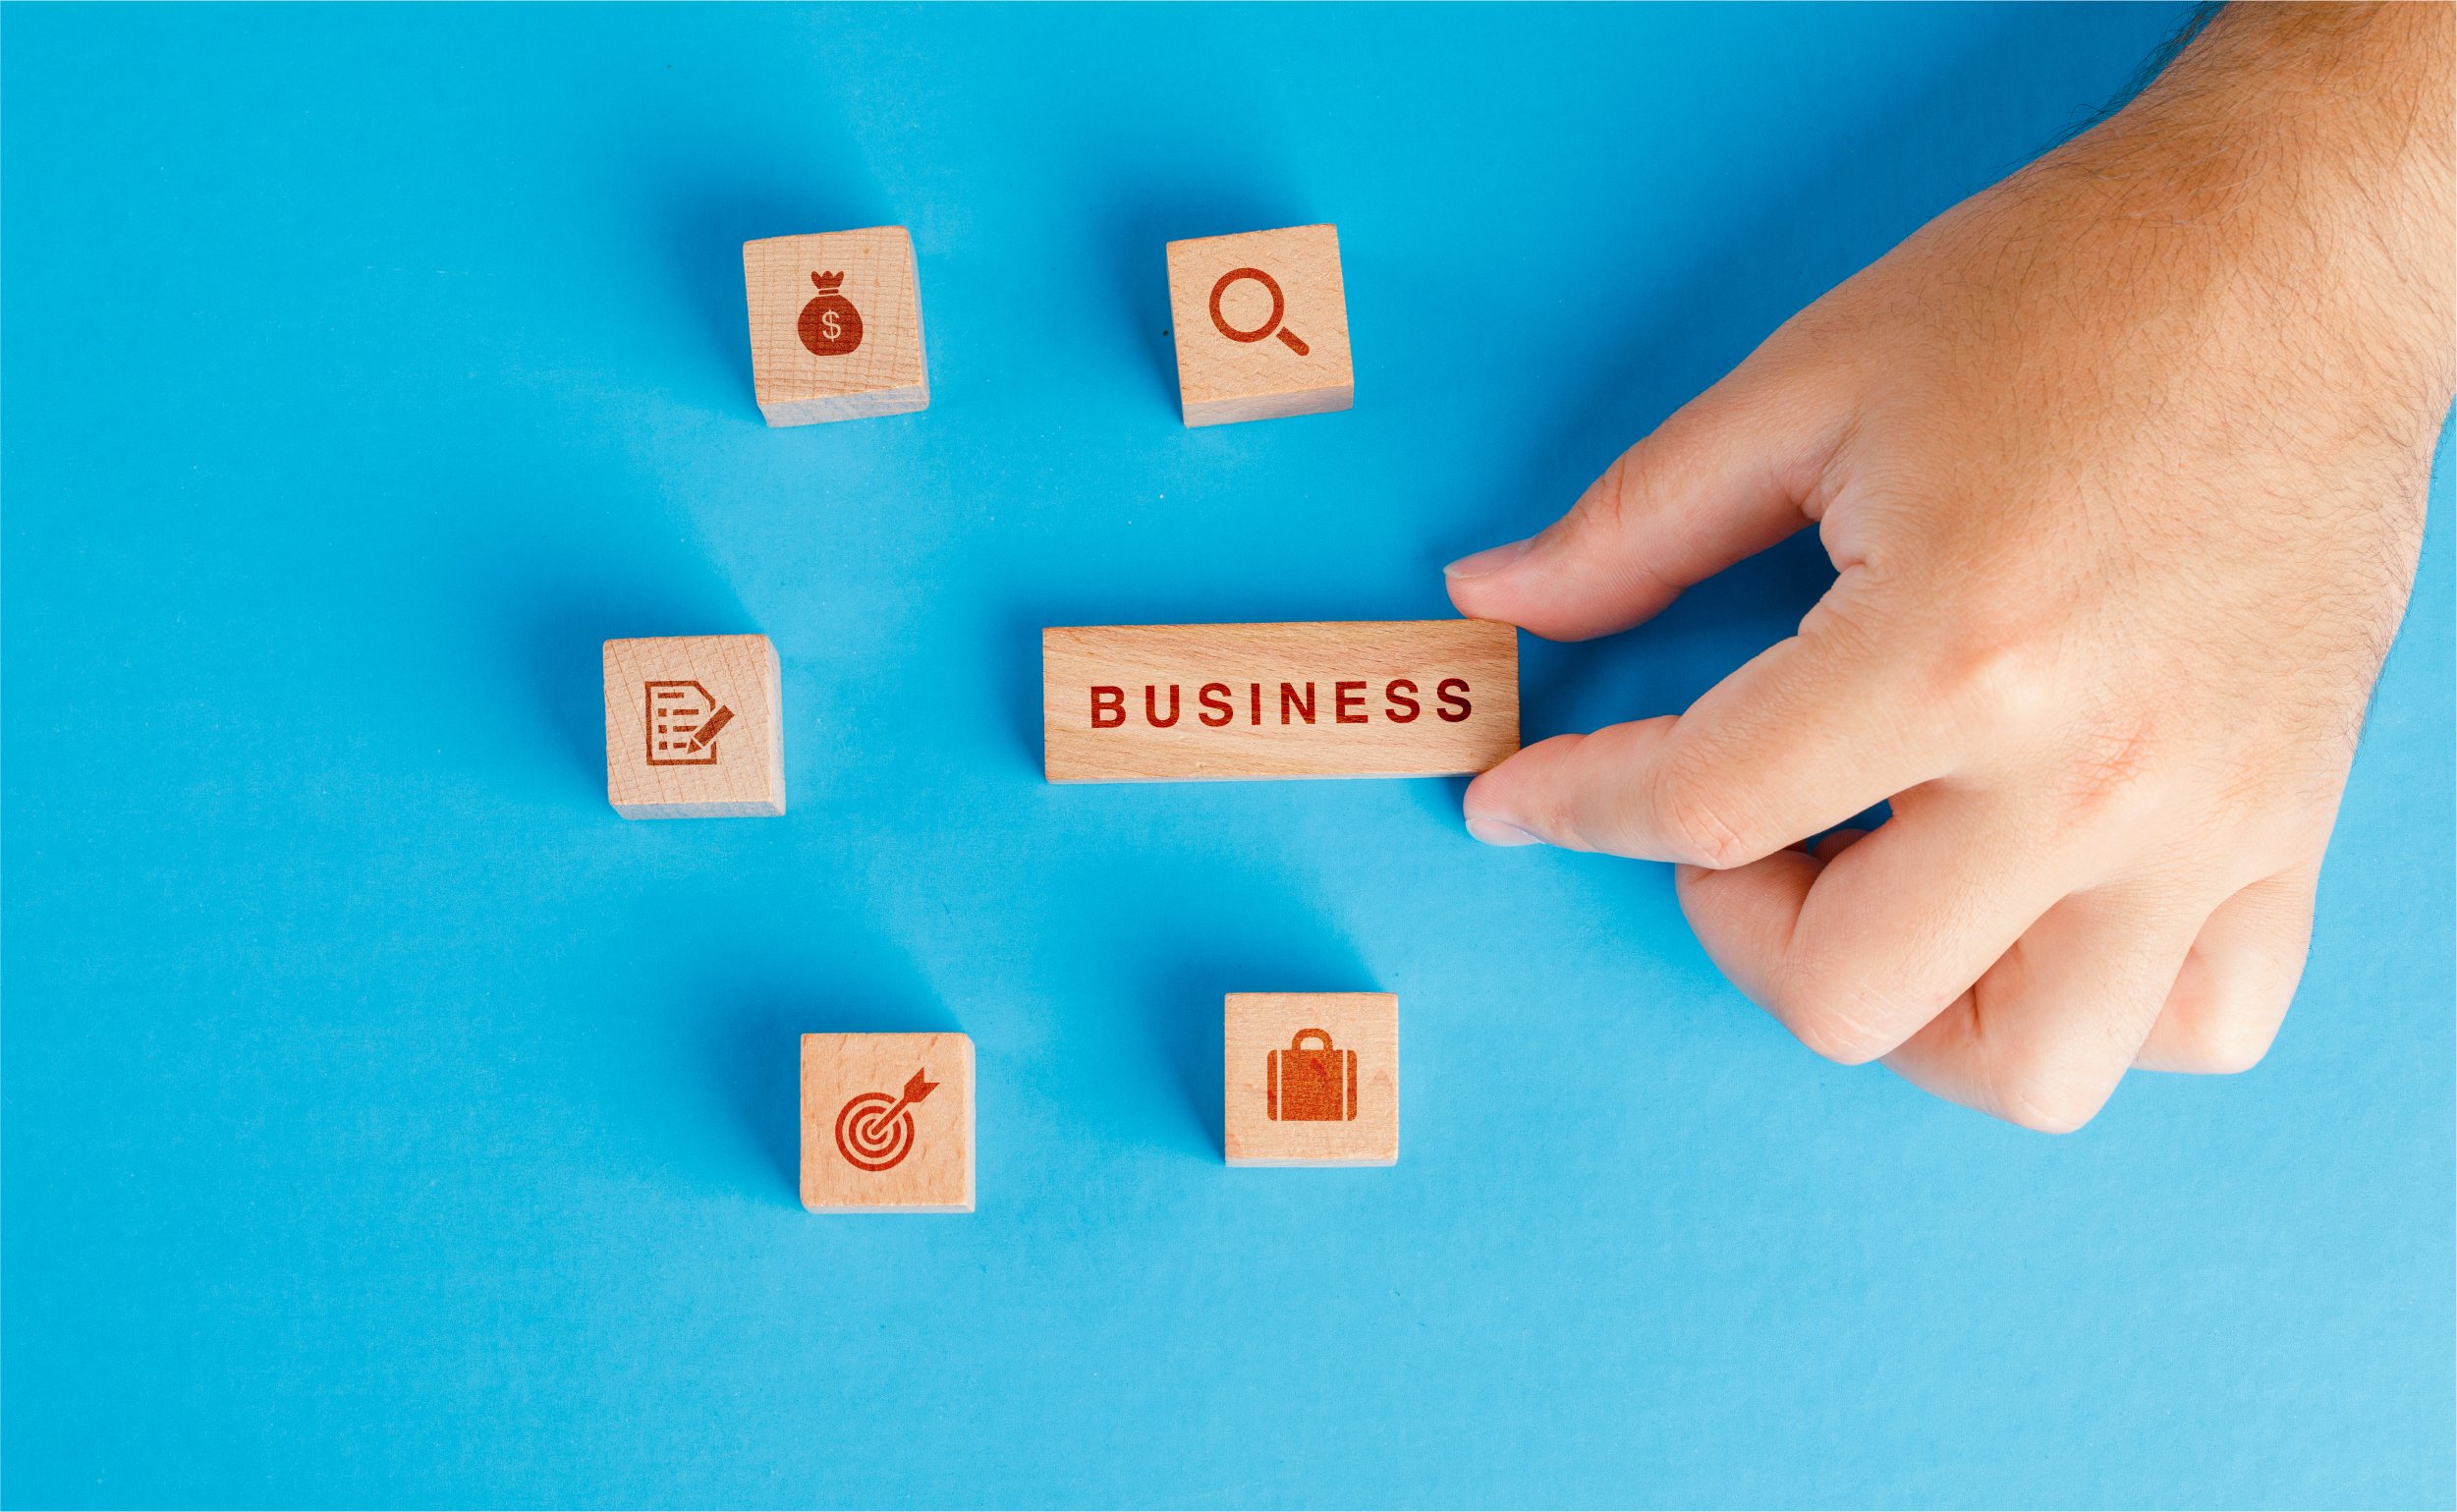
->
834;1068;939;1172
800;1034;974;1211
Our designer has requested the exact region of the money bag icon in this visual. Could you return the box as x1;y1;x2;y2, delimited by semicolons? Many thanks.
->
799;271;864;357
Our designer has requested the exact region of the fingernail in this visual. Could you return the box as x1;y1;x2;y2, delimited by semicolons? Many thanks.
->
1443;538;1532;581
1466;814;1543;847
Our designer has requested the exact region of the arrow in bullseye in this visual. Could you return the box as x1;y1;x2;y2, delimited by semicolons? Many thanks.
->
874;1068;938;1125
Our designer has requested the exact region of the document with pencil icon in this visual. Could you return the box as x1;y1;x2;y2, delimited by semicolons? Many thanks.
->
644;681;734;765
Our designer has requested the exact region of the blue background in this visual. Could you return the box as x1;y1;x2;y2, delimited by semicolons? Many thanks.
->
6;5;2451;1507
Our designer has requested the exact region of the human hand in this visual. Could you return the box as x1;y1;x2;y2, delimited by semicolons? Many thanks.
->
1446;5;2455;1130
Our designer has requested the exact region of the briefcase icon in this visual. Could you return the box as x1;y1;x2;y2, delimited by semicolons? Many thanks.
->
1267;1028;1357;1121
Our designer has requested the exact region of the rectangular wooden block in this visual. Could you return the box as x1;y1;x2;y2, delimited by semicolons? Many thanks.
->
602;635;784;818
801;1033;975;1212
743;226;928;426
1165;224;1353;426
1041;620;1517;782
1225;993;1398;1167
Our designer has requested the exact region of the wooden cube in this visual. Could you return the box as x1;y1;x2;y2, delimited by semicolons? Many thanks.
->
602;635;784;818
1224;993;1397;1166
801;1033;976;1212
743;226;928;426
1164;224;1353;426
1042;619;1517;782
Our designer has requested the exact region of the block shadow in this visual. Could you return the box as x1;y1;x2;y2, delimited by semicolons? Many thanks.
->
991;586;1249;783
604;75;893;411
1079;144;1301;420
649;171;896;416
463;496;751;804
1114;887;1369;1161
698;928;954;1206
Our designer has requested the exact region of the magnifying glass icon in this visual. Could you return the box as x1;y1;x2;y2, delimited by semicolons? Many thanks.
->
1208;267;1310;357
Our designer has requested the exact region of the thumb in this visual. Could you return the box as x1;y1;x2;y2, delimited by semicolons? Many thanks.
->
1445;363;1841;642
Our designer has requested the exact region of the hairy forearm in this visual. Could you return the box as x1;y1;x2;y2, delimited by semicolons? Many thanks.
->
2082;4;2456;414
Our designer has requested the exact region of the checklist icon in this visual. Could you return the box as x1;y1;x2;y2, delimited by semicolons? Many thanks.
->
603;637;783;818
644;681;734;765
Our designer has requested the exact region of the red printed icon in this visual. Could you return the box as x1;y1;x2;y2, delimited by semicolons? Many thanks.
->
1209;267;1310;356
643;681;734;765
799;271;864;356
1266;1029;1356;1121
835;1068;938;1171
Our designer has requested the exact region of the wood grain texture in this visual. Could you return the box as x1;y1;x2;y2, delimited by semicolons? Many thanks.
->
743;227;928;426
800;1033;975;1212
1164;224;1352;427
602;635;785;817
1225;993;1397;1167
1042;620;1517;782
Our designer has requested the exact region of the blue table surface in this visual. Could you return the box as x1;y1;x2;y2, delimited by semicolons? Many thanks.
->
5;5;2450;1508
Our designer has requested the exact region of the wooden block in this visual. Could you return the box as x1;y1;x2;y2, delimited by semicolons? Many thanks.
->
800;1033;976;1212
1225;993;1398;1167
1041;620;1517;782
602;635;784;818
743;226;928;426
1165;224;1353;426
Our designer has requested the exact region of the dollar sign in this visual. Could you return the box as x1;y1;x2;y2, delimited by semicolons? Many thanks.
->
822;310;841;341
